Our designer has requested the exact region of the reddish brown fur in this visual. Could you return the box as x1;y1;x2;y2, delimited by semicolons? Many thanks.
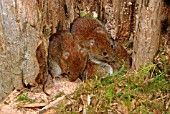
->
108;41;131;71
71;18;115;62
48;30;88;82
82;61;97;80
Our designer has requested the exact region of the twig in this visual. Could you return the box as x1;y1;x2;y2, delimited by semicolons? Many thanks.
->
38;95;65;113
18;103;47;108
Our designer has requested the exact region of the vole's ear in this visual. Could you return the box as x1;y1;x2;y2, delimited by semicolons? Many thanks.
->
85;38;96;48
62;51;70;60
88;38;95;47
94;27;106;34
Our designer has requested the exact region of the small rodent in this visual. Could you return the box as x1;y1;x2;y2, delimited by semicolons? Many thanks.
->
48;30;88;87
81;41;131;81
80;41;131;81
81;60;113;81
71;17;115;62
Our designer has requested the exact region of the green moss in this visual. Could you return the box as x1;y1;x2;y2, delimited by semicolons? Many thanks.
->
16;93;34;103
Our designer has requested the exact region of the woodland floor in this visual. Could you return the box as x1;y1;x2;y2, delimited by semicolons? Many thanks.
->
0;77;83;114
0;34;169;114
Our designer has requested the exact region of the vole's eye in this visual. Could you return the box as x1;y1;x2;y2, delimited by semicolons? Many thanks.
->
68;71;70;74
102;51;108;56
111;45;114;48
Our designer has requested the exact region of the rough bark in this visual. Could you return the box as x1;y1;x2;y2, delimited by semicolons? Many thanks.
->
132;0;163;70
0;0;41;100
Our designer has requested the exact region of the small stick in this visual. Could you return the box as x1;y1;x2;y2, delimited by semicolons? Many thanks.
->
38;95;65;113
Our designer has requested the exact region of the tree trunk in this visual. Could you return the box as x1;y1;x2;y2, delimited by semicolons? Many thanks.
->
132;0;163;70
0;0;42;100
0;0;164;100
